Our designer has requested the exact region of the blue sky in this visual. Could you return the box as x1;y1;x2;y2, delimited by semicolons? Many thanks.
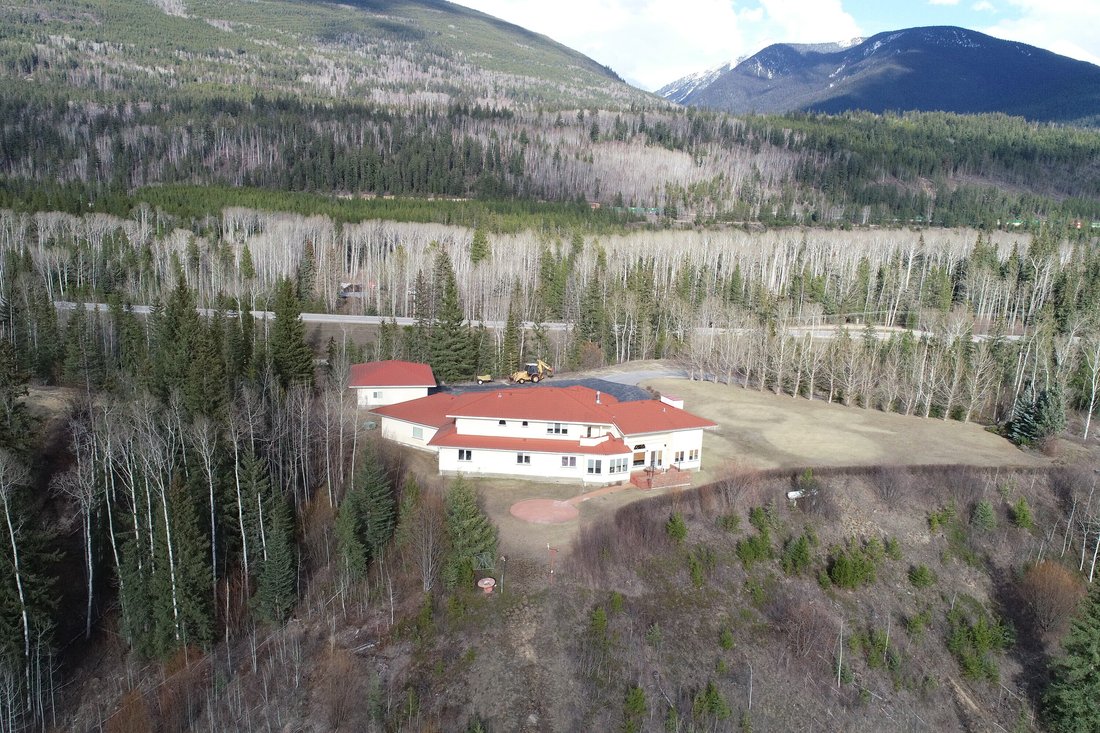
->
451;0;1100;91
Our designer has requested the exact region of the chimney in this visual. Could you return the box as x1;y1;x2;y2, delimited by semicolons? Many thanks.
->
596;390;601;404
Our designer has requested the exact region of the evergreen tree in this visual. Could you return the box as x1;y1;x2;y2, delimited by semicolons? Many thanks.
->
148;476;212;656
335;457;394;579
429;253;473;383
62;305;105;393
239;244;256;280
184;316;228;418
1043;582;1100;732
501;290;521;373
297;240;316;304
255;495;297;625
1009;384;1066;446
0;341;34;456
269;278;315;390
377;317;398;361
149;281;202;401
442;477;497;589
470;227;490;265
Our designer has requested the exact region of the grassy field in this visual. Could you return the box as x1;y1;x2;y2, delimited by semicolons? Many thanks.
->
433;375;1049;565
651;377;1050;478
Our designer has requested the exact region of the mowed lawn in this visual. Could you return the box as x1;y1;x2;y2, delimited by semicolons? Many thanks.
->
645;377;1050;480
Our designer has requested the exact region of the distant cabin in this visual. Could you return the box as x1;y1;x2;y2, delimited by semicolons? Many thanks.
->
348;360;437;408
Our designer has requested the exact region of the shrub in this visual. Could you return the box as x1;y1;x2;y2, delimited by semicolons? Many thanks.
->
885;536;903;561
946;596;1014;682
645;622;662;648
736;532;772;569
688;552;705;588
971;499;997;531
623;686;647;733
827;538;878;588
928;501;957;532
719;627;734;650
717;513;741;533
666;512;687;544
692;680;731;722
908;565;937;589
1010;498;1033;530
1020;561;1084;633
906;608;933;639
748;506;770;534
781;532;814;576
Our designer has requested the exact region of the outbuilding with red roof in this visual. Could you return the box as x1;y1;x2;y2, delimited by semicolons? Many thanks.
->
348;360;437;408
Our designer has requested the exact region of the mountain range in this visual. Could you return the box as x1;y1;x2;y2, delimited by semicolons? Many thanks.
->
658;26;1100;126
1;0;652;110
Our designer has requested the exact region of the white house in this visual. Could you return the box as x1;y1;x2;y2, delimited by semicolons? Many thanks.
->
371;385;717;487
348;361;437;409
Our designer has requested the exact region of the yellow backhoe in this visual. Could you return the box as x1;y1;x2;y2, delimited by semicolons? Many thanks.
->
509;359;554;383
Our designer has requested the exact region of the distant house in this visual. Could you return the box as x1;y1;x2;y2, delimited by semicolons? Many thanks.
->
348;360;437;409
372;385;716;487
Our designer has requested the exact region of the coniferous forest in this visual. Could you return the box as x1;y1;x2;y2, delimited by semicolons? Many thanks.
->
2;0;1100;730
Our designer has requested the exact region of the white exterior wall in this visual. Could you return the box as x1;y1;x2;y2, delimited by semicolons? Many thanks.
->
439;447;632;484
624;428;705;470
355;386;429;408
379;417;438;451
454;416;615;440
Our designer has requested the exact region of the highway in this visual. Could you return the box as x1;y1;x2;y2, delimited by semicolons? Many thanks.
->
53;302;1018;342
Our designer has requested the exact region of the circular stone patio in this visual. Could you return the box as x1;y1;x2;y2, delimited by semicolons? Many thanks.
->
509;498;580;524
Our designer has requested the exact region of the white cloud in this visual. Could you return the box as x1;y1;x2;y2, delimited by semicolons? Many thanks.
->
982;0;1100;66
971;1;995;12
928;0;961;5
452;0;862;91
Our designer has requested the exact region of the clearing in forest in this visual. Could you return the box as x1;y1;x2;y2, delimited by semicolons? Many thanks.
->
406;375;1050;563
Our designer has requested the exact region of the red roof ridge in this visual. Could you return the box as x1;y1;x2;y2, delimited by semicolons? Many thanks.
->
349;360;436;388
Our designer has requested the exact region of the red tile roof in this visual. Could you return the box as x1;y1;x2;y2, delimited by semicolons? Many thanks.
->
429;424;630;455
371;392;461;426
374;384;715;438
446;385;620;423
348;360;436;388
602;400;717;435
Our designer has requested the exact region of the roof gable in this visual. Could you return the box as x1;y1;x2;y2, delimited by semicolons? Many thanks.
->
349;360;436;388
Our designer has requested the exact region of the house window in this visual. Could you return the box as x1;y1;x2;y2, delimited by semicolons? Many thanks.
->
674;450;685;463
587;459;602;474
561;456;576;468
547;422;568;435
516;453;531;465
633;444;647;467
652;450;664;467
458;449;472;462
412;426;424;440
522;421;529;427
499;420;507;426
689;449;700;461
372;391;382;399
609;458;628;473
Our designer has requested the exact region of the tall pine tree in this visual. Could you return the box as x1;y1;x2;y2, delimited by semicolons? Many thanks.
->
335;457;395;579
1043;582;1100;732
269;278;315;390
429;253;473;383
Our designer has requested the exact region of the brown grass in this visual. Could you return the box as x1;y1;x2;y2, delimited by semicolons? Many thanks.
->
644;378;1049;475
